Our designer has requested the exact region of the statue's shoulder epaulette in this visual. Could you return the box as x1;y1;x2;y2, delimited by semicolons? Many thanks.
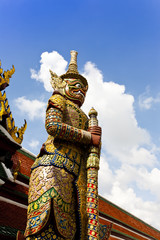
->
47;91;66;112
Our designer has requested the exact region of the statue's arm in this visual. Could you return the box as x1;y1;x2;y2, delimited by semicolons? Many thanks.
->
45;94;91;145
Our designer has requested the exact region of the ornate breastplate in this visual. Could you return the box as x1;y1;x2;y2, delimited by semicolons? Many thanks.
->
31;99;88;177
64;99;88;130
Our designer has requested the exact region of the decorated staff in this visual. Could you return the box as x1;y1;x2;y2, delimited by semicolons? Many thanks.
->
87;108;101;240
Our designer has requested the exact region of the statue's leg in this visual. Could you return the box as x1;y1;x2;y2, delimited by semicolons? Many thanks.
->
25;165;77;239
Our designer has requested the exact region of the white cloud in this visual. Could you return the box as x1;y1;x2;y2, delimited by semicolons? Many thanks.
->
99;158;160;228
139;96;153;110
30;51;68;92
28;139;40;149
14;96;46;121
82;62;155;166
137;167;160;200
98;155;114;194
139;87;160;110
112;163;160;200
105;180;160;229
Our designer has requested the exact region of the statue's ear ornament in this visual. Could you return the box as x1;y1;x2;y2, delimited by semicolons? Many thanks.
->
50;70;66;90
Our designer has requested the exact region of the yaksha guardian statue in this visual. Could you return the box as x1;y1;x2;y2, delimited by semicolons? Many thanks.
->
24;51;101;240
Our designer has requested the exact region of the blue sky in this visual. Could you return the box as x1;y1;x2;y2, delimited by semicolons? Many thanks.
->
1;0;160;229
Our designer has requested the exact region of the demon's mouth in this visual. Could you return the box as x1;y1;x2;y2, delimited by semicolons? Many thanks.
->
73;90;85;98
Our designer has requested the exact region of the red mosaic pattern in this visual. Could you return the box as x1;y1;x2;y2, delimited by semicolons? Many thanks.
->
87;168;99;240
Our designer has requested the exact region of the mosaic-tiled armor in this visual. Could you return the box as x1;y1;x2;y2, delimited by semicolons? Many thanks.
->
24;51;100;240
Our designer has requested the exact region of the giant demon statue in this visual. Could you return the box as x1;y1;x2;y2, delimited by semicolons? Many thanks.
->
24;51;101;240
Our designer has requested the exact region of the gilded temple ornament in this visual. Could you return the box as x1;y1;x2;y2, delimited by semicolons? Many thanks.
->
0;61;15;90
0;61;27;144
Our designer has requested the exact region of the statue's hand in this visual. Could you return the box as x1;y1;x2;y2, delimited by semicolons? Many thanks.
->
91;134;101;147
88;126;102;147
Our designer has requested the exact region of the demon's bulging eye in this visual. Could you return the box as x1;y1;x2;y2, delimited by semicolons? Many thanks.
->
75;83;81;88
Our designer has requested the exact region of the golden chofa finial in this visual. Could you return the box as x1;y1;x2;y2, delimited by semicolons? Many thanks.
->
0;62;15;91
66;50;79;74
0;61;3;75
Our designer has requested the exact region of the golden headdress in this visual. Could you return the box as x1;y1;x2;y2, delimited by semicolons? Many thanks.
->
50;51;88;91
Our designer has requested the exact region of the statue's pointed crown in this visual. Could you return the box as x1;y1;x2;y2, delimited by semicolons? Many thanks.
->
60;50;88;87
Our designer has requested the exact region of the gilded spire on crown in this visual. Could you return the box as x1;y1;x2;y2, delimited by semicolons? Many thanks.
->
60;50;88;87
66;50;79;74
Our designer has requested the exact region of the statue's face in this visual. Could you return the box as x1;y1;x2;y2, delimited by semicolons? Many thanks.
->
64;78;88;107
